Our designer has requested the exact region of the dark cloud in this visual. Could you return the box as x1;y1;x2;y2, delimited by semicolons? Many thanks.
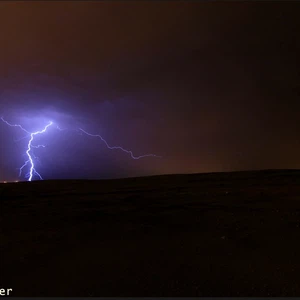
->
0;2;299;180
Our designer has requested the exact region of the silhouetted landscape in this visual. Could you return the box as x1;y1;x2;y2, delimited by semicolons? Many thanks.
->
1;169;300;296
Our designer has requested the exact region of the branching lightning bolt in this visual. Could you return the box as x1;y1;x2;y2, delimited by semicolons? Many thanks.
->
1;117;53;181
21;122;53;181
78;128;161;159
1;116;161;182
1;117;31;134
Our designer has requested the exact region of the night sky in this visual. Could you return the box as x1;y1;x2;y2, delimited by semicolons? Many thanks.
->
0;1;300;181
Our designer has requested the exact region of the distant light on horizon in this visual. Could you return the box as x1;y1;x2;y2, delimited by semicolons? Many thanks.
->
1;180;19;183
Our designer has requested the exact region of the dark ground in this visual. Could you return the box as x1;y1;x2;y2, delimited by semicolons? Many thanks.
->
0;169;300;296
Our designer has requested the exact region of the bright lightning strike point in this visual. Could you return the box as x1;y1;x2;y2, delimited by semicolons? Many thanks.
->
22;121;53;181
1;117;53;182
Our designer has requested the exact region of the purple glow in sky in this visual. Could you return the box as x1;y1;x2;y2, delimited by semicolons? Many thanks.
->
0;2;299;180
0;115;161;181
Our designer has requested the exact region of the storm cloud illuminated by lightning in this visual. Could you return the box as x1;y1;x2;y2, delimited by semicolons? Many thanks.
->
0;116;161;182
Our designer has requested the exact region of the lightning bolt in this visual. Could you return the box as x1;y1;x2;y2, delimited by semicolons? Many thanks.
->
78;128;161;159
1;117;53;181
22;122;53;181
1;117;161;181
0;117;30;134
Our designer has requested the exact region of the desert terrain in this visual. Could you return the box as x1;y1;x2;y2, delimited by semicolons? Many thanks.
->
0;169;300;296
